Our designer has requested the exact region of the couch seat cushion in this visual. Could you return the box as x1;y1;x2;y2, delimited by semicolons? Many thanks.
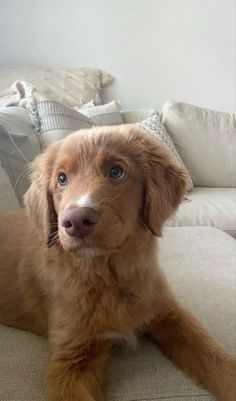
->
166;187;236;237
0;227;235;401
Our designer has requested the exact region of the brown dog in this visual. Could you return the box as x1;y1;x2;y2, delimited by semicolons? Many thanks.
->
0;125;235;401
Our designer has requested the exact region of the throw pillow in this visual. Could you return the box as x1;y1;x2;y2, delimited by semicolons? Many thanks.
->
77;100;124;126
27;98;124;149
0;65;113;107
27;100;93;149
136;114;193;191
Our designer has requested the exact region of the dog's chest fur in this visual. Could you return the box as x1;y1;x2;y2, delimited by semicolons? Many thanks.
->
33;248;157;342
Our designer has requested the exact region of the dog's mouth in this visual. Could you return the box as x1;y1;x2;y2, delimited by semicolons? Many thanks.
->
62;241;107;258
57;227;119;258
60;229;93;246
48;225;93;249
58;228;104;255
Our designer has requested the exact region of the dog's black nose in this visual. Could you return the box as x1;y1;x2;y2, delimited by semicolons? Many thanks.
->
61;207;100;239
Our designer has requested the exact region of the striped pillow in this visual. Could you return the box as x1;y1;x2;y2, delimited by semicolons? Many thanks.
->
28;99;124;149
27;100;93;149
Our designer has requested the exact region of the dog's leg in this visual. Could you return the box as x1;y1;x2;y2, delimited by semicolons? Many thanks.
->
46;338;111;401
144;278;236;401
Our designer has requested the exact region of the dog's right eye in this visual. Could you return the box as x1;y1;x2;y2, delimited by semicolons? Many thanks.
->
58;173;68;187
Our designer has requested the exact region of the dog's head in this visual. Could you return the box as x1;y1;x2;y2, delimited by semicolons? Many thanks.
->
24;126;186;255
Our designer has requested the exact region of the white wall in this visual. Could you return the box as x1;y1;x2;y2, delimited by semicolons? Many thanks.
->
0;0;235;112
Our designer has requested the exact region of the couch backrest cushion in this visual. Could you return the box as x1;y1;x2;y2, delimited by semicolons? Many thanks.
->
161;101;236;187
0;163;20;212
121;108;157;123
0;107;41;205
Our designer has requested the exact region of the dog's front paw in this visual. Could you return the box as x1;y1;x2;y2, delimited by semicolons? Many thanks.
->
46;366;105;401
217;358;236;401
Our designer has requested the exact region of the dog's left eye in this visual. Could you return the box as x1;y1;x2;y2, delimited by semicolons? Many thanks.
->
109;165;125;179
58;173;68;187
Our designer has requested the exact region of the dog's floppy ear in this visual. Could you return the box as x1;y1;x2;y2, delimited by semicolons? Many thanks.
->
24;141;61;247
139;132;187;236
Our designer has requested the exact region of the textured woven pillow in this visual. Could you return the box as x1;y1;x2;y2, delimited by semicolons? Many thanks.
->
77;100;124;126
0;65;113;107
136;114;193;191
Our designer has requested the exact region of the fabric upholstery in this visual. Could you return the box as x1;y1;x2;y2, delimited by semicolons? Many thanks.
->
0;163;19;212
0;227;235;401
136;114;193;191
28;100;93;149
161;101;236;187
0;65;113;107
0;107;41;205
77;100;124;126
27;100;125;149
121;108;157;123
166;187;236;237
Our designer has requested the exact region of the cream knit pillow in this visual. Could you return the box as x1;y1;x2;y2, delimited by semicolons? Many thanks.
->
0;66;113;107
136;114;193;191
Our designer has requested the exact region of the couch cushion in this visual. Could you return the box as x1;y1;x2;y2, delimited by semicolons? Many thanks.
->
26;98;125;149
0;227;235;401
0;163;20;212
105;227;236;400
77;100;124;126
28;100;93;149
161;101;236;187
121;108;157;123
0;107;41;205
166;187;236;237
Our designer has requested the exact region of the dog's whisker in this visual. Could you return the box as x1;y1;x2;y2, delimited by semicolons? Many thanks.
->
96;192;123;206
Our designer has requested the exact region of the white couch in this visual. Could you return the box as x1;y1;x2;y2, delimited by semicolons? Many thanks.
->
161;101;236;237
122;102;236;237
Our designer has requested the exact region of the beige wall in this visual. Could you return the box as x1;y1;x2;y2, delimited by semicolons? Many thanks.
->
0;0;235;112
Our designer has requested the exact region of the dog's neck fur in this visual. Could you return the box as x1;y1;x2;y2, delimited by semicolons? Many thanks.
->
50;228;157;291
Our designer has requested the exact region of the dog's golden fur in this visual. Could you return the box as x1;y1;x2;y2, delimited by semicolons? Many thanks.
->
0;126;235;401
